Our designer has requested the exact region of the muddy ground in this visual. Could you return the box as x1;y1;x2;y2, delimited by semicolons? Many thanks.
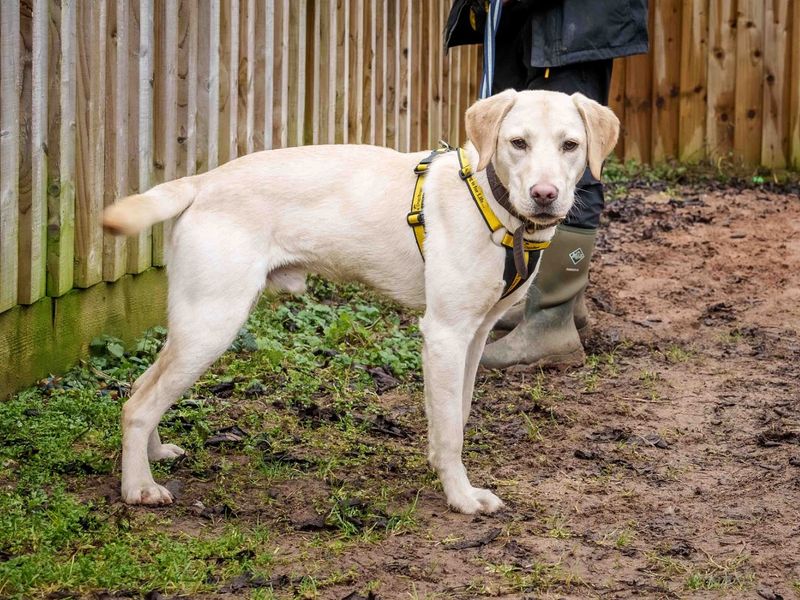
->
29;181;800;599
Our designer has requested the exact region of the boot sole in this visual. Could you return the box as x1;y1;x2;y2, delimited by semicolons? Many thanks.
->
504;348;586;373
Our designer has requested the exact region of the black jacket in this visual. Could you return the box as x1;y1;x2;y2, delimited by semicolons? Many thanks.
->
444;0;649;67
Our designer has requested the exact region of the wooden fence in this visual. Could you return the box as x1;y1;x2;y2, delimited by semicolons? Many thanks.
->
609;0;800;167
0;0;483;396
0;0;798;395
0;0;482;317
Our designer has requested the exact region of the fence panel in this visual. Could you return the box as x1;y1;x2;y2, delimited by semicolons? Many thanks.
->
74;0;106;288
678;0;708;162
103;0;127;281
651;0;681;162
792;1;800;169
734;1;765;165
761;0;791;169
706;0;737;161
1;0;21;312
3;0;800;332
18;0;49;305
48;0;76;297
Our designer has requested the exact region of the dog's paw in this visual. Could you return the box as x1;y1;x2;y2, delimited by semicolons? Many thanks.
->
149;443;186;462
447;486;505;514
122;481;175;506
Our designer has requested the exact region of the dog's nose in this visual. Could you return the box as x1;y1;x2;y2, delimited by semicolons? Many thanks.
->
530;183;559;207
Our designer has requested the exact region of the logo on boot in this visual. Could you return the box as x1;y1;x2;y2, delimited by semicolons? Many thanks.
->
568;248;585;265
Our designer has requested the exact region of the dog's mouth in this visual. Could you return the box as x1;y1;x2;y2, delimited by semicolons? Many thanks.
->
527;213;565;228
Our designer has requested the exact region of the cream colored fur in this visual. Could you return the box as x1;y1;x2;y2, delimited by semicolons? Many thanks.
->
104;90;618;514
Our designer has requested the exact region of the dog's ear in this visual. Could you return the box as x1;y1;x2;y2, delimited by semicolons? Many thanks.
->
571;93;620;180
465;89;517;171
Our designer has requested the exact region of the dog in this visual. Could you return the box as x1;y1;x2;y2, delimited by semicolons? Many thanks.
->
103;89;619;514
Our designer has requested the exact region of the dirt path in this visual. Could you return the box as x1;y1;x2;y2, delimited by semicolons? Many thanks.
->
288;184;800;599
44;183;797;600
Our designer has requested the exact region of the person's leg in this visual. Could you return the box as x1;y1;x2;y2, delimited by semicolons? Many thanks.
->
530;60;613;229
490;4;533;93
482;60;613;369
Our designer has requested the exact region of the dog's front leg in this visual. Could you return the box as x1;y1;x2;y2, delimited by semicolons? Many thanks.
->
421;315;504;514
461;323;494;428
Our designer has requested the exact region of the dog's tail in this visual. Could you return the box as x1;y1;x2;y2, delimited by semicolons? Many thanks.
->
103;176;200;236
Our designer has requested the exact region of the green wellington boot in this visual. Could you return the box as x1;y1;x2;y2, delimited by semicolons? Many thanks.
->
481;224;597;370
493;284;590;339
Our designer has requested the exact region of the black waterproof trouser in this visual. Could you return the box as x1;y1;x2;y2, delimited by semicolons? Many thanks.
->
491;7;613;229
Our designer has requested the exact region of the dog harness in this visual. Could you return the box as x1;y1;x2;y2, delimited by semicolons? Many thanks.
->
407;145;551;300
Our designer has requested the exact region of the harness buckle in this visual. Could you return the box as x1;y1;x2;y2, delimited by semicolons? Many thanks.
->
407;211;425;226
458;166;473;180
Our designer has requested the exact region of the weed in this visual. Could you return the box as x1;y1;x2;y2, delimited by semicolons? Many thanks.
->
484;560;580;593
638;369;662;401
545;513;572;539
581;348;621;392
521;412;544;442
526;374;547;405
603;154;800;199
718;329;744;345
325;485;418;542
660;344;693;364
614;529;635;549
646;549;754;591
407;583;446;599
598;527;636;549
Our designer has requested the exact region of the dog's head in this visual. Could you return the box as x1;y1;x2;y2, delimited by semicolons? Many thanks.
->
465;89;619;227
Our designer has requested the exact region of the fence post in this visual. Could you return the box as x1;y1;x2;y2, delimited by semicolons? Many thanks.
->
48;0;77;297
734;1;765;166
706;0;736;161
678;0;708;163
0;0;21;312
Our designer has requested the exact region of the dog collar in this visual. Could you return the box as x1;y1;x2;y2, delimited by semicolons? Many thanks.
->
406;145;550;299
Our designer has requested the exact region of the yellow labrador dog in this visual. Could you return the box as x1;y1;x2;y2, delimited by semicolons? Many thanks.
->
104;90;619;514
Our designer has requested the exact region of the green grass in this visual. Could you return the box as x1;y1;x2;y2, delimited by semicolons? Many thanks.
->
484;560;581;594
580;348;622;393
603;154;800;202
646;550;755;592
0;279;423;598
544;513;572;540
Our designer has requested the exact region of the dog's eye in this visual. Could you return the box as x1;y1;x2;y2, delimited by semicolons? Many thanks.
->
510;138;528;151
562;140;579;152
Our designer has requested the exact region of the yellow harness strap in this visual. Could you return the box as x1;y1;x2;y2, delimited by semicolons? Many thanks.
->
455;148;551;253
407;146;551;299
408;171;426;254
407;146;451;257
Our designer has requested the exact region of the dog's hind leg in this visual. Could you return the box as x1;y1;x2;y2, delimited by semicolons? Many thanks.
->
121;293;262;504
126;343;186;462
121;239;268;505
142;345;188;462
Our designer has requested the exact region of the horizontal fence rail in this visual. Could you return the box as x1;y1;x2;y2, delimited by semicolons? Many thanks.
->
0;0;798;322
